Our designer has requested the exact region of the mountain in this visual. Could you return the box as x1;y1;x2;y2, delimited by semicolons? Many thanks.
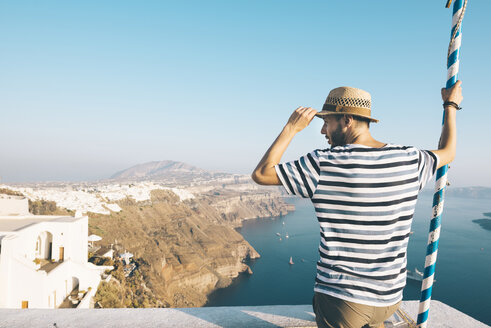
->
110;161;232;182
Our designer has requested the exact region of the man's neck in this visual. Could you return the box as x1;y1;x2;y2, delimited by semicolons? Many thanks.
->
346;130;385;148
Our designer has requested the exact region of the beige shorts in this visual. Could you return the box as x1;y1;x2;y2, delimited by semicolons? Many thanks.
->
312;292;401;328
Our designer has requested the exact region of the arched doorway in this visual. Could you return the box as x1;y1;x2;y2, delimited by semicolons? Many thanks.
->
72;277;80;292
35;231;53;260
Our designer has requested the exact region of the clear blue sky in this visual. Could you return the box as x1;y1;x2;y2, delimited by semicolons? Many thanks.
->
1;1;490;186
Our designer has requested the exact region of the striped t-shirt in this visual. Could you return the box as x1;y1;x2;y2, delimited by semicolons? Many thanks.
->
274;144;438;306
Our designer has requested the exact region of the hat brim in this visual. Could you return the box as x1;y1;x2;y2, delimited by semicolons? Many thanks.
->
315;111;379;123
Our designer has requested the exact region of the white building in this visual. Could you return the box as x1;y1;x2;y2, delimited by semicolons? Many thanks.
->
0;195;103;309
0;195;29;216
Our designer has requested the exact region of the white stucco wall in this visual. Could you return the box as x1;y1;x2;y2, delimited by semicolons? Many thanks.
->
0;196;29;216
2;259;101;309
0;215;100;309
3;217;88;265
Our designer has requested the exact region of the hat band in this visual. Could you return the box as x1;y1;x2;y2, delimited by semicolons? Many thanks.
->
321;104;372;117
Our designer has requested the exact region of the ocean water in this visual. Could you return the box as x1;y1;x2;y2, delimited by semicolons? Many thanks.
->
206;194;491;325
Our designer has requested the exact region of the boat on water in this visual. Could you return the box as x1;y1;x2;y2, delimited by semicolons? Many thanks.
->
289;256;294;265
276;232;281;237
406;268;434;282
285;233;289;239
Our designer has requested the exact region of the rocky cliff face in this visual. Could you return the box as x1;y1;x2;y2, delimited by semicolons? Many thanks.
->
89;188;292;307
206;191;295;228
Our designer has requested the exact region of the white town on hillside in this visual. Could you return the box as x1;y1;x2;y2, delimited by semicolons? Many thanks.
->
1;182;196;215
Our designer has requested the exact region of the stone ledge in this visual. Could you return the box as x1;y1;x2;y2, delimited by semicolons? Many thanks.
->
0;301;488;328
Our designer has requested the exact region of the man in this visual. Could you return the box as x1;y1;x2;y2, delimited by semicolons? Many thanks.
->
251;81;462;328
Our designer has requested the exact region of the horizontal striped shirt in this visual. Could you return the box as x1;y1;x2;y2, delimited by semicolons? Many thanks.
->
275;144;438;306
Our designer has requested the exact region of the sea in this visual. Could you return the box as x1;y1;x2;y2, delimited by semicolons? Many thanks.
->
206;193;491;325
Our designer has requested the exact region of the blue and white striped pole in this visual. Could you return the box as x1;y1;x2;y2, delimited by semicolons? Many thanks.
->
416;1;466;327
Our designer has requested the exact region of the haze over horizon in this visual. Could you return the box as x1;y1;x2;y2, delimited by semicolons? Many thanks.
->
1;1;491;187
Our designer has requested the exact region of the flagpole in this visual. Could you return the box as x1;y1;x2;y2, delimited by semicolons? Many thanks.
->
416;1;467;326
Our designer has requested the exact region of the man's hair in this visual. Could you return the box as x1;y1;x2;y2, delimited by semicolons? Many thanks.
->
353;116;371;128
334;115;371;128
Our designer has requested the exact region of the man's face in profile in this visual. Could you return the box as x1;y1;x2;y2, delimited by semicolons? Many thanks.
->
321;115;346;147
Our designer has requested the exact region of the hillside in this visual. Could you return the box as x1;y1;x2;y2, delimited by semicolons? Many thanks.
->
88;187;293;307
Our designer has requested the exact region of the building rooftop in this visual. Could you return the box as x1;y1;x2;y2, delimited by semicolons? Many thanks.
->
0;194;25;200
0;301;488;328
0;215;81;233
93;246;113;257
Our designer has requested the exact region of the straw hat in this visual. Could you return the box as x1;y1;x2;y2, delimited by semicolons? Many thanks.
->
315;86;379;123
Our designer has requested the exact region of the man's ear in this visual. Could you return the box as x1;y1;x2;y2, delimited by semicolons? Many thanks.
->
344;115;354;128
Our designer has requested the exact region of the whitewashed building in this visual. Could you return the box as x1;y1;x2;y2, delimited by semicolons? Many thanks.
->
0;195;103;309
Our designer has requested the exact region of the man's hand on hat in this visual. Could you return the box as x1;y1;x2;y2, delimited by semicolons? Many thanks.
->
286;107;318;134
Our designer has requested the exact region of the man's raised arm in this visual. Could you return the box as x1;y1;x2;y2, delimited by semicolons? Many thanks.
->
251;107;318;185
431;80;463;169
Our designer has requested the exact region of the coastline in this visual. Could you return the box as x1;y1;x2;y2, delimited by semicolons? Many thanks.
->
204;197;317;308
201;195;296;305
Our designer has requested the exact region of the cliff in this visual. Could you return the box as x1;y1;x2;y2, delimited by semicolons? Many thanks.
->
88;188;293;307
196;190;294;228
